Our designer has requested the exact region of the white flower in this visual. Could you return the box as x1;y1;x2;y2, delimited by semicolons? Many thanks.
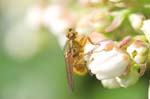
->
148;81;150;99
25;5;46;30
129;14;145;30
89;9;111;32
84;39;114;54
76;15;93;34
101;78;121;89
26;4;75;37
42;4;75;48
91;0;101;3
43;4;74;36
116;66;140;88
87;46;130;80
109;0;122;2
78;0;106;6
57;33;67;48
76;9;111;33
4;24;46;60
101;65;139;89
127;40;149;64
141;20;150;42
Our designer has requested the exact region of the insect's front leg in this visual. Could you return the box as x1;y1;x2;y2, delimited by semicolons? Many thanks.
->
87;36;102;45
82;45;103;58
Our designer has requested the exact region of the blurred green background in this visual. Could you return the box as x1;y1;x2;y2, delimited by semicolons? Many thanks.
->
0;0;150;99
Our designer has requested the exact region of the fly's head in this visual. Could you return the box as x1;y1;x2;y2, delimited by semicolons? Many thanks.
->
66;28;78;40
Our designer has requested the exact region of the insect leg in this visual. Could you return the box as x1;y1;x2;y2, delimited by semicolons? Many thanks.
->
87;36;101;45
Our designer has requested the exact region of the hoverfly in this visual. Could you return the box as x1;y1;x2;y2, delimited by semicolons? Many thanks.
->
64;28;100;92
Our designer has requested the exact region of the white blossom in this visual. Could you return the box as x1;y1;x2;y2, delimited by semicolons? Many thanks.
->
4;24;46;60
141;20;150;42
91;0;102;3
89;9;111;32
148;81;150;99
76;9;111;33
129;14;145;30
25;4;75;37
25;5;46;30
78;0;106;6
87;46;130;80
127;40;148;64
101;78;121;89
43;4;74;36
109;0;122;2
57;33;67;48
76;15;93;34
116;67;140;88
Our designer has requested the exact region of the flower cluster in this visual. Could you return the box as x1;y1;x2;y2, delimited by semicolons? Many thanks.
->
84;33;143;89
23;0;150;97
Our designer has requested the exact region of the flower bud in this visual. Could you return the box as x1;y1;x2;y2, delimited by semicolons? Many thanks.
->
87;47;130;80
116;66;140;88
105;9;130;32
129;14;145;30
101;78;121;89
141;20;150;42
127;40;149;64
